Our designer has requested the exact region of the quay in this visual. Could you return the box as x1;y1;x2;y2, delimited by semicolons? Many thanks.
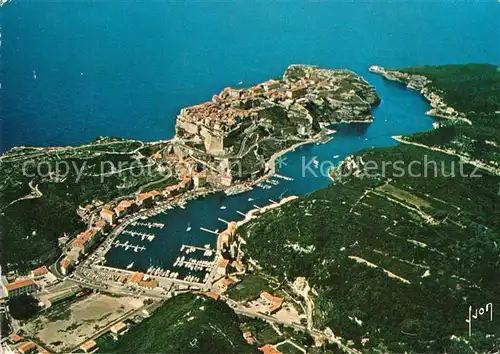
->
122;229;155;242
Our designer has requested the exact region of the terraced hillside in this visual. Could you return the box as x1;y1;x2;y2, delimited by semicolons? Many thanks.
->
239;64;500;353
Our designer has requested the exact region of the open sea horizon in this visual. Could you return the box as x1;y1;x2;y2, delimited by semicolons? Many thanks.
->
1;0;499;151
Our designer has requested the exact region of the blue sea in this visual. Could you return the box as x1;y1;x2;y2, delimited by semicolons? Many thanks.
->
2;0;499;271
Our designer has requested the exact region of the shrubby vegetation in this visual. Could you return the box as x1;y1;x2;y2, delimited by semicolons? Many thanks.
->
103;293;257;353
0;138;176;270
240;64;500;353
400;64;500;114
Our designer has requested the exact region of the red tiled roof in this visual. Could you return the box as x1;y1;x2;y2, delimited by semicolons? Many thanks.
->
203;292;219;300
31;265;48;276
5;279;36;292
17;341;36;354
80;339;97;352
217;258;229;269
101;208;115;216
9;333;22;343
128;272;144;284
259;344;282;354
72;228;98;246
60;258;70;268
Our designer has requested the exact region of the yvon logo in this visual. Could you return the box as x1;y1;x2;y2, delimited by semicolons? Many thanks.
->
466;303;493;337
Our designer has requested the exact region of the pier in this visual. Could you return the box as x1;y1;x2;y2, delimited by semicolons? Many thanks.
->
174;257;215;270
131;221;165;229
217;217;229;224
180;244;214;252
253;204;261;209
236;210;246;216
200;227;218;235
122;229;156;242
274;173;294;181
269;199;278;204
113;241;146;252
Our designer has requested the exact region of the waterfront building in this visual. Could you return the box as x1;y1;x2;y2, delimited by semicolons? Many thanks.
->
127;272;144;284
138;279;158;289
220;174;233;187
100;208;116;224
193;172;207;188
5;279;38;298
71;228;100;254
136;192;154;207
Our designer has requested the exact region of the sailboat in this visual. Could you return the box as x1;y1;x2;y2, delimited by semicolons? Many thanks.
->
126;262;134;269
333;155;340;159
248;197;254;202
220;205;226;210
186;223;192;232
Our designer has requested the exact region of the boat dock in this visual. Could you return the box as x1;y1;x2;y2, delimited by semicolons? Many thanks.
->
113;241;146;252
122;229;156;242
174;257;215;270
217;217;229;224
200;227;218;235
131;221;165;229
274;173;294;181
180;244;215;257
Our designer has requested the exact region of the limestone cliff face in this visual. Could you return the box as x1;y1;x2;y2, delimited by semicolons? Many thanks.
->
369;65;470;124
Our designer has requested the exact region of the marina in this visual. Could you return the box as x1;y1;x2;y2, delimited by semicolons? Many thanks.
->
130;221;165;229
122;230;156;242
113;241;146;252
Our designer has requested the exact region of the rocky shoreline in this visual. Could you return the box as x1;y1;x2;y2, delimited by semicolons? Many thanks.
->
369;65;471;125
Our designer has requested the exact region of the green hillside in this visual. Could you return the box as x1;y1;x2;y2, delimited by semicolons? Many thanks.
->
101;293;258;354
239;64;500;353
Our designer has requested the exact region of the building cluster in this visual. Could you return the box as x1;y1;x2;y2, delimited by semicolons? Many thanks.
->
1;333;50;354
259;291;284;315
0;265;58;302
176;74;314;156
59;220;109;275
62;173;203;276
118;271;159;290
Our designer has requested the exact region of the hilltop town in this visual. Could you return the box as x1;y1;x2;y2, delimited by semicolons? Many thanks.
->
175;64;380;179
